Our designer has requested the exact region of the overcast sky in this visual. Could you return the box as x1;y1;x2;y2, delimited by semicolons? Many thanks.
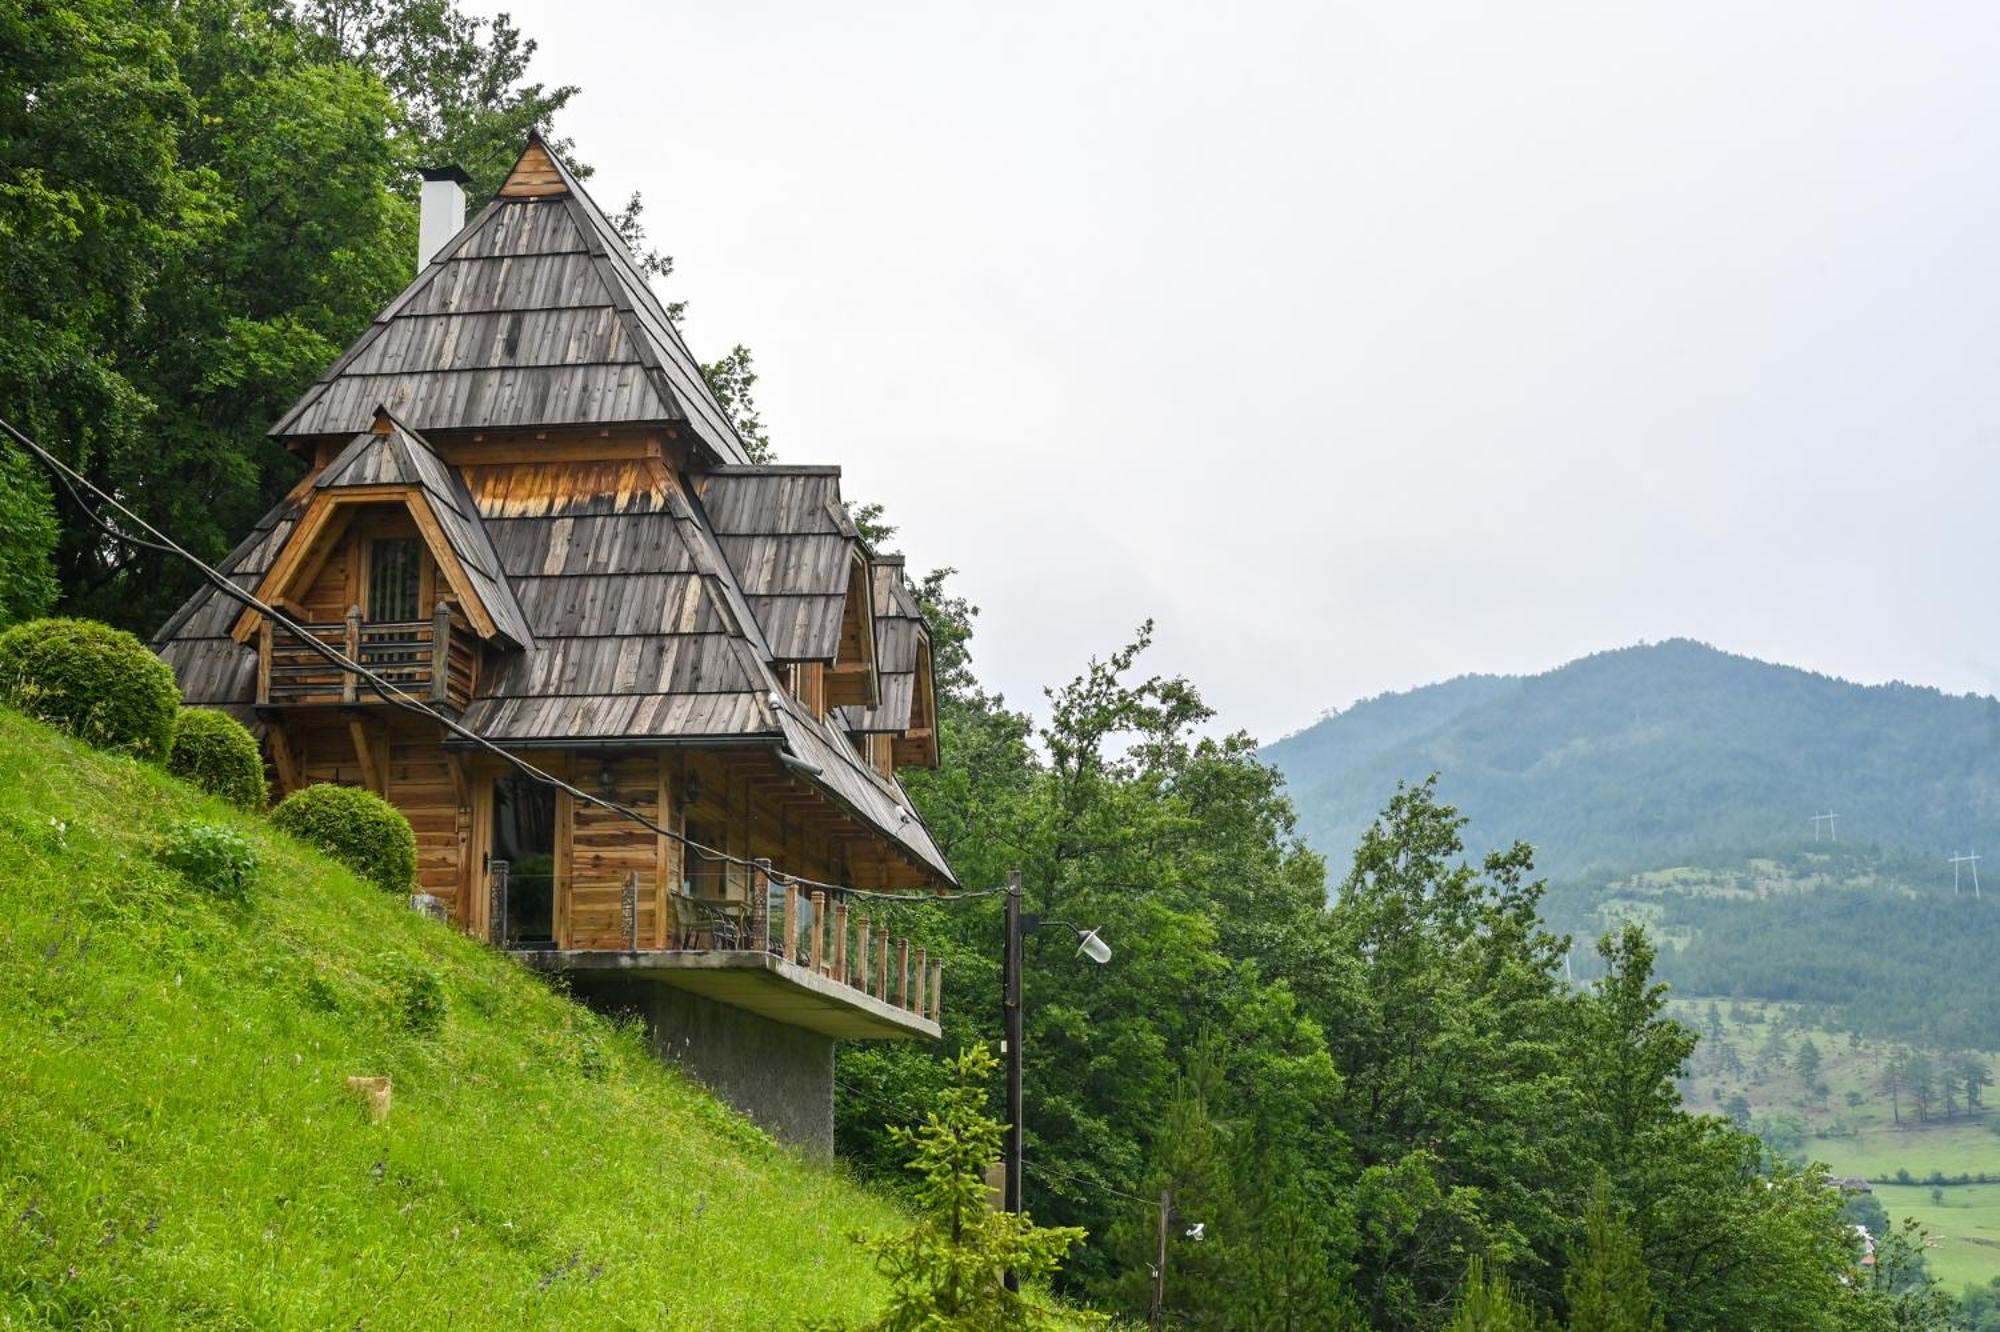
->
470;0;2000;741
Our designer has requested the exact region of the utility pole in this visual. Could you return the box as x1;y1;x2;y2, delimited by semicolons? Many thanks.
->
1002;868;1024;1293
1951;851;1982;900
998;874;1109;1296
1150;1185;1172;1331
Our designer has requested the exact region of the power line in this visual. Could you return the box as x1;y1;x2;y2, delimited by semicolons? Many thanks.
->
2;415;1001;909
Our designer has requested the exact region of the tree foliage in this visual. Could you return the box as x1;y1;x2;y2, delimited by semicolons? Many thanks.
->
840;576;1941;1329
826;1043;1089;1332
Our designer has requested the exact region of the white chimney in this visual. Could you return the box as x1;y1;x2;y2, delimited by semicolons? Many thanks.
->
417;165;470;269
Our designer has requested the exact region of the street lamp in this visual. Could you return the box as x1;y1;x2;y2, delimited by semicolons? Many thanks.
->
1002;869;1110;1291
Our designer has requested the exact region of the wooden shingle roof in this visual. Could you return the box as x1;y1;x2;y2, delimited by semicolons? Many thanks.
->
701;466;865;663
270;134;751;464
463;487;782;743
152;499;296;706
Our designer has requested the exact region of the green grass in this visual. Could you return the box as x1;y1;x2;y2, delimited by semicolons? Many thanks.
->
1814;1122;2000;1182
1870;1184;2000;1293
0;708;911;1329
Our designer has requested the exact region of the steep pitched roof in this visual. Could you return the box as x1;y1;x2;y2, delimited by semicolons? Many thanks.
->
270;134;751;464
311;410;535;648
775;696;952;884
463;486;784;742
701;465;868;662
152;498;297;706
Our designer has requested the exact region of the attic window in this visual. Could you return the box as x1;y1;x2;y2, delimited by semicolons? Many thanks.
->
367;538;422;622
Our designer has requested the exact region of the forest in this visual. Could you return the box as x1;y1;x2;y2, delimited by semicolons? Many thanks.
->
0;1;1972;1327
1534;849;2000;1049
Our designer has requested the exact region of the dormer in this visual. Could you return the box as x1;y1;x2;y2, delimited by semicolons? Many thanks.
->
841;556;939;774
700;465;881;718
231;408;529;709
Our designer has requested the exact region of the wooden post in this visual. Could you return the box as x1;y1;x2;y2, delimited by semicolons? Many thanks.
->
266;726;299;798
342;605;361;703
752;859;772;950
856;917;871;992
489;859;510;948
913;948;927;1017
897;939;910;1010
929;960;943;1022
430;600;451;703
875;934;890;1001
810;892;827;972
256;619;272;705
1150;1186;1171;1331
833;900;849;981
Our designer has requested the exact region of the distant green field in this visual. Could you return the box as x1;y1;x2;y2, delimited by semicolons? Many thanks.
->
1814;1122;2000;1182
1870;1184;2000;1294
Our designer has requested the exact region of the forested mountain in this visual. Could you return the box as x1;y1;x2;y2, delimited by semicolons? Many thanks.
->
1264;639;2000;878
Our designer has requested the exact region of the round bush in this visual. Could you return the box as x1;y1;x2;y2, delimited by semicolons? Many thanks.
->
167;708;267;810
271;783;417;893
0;617;179;760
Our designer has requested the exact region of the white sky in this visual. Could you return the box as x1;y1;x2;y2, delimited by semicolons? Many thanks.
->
471;0;2000;741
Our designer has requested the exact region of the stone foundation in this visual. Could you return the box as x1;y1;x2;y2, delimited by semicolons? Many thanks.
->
569;975;836;1157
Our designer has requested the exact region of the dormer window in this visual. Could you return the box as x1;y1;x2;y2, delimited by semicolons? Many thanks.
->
367;537;423;622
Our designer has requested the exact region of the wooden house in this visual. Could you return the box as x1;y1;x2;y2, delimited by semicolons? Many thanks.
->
153;136;951;1152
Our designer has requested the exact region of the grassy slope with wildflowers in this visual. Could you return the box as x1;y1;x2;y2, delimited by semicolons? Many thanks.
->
0;707;907;1329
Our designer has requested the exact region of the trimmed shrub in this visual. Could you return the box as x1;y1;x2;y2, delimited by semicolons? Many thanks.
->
271;784;417;893
158;820;259;903
167;708;267;810
0;618;179;760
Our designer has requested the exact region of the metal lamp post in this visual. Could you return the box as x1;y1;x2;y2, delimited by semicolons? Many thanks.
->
1001;868;1111;1291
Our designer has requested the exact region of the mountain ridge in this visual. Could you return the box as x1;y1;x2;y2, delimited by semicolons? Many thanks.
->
1264;638;2000;878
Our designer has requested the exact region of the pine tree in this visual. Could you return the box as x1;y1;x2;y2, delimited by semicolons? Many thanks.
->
1449;1258;1546;1331
1562;1178;1662;1332
826;1044;1092;1331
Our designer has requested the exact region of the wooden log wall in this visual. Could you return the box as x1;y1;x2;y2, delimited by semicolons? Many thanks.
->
563;752;666;948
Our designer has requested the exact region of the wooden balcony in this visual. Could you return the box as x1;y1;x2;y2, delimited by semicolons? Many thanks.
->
495;863;942;1040
257;602;476;711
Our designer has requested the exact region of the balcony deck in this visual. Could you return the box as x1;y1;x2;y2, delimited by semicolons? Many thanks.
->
488;865;944;1041
511;947;941;1039
257;603;475;710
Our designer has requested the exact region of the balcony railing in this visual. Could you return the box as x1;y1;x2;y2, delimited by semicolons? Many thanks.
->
487;859;943;1024
258;602;475;710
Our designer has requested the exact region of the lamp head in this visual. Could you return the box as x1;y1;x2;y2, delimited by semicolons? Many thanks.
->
1075;928;1112;965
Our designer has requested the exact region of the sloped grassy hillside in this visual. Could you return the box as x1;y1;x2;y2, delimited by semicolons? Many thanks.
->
0;707;905;1329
